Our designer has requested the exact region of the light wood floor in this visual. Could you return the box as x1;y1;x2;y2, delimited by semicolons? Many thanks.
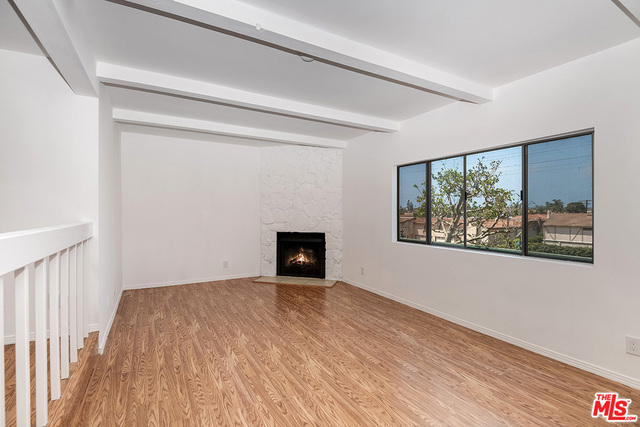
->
5;278;640;426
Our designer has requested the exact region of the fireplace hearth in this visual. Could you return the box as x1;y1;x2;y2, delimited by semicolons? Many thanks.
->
277;232;326;279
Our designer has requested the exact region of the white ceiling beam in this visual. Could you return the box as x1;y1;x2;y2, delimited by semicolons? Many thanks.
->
113;109;347;149
116;0;493;104
612;0;640;27
12;0;97;96
98;63;398;133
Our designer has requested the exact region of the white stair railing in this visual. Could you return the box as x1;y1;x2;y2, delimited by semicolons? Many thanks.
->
0;223;93;427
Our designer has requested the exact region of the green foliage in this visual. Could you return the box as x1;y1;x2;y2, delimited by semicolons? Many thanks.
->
414;183;427;218
546;199;565;213
421;157;519;244
529;205;547;214
406;199;414;213
530;200;587;214
566;201;587;213
527;234;543;244
528;242;593;258
429;166;465;243
466;159;519;229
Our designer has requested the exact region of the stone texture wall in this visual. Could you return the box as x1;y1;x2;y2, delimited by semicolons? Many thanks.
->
260;145;343;280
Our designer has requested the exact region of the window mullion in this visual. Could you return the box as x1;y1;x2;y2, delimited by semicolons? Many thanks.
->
522;146;528;256
463;156;467;248
426;162;431;245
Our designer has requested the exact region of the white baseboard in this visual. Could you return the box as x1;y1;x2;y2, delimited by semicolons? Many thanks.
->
4;323;99;346
98;287;123;354
123;273;261;290
343;278;640;391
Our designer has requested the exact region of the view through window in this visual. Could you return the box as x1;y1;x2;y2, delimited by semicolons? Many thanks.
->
466;146;522;252
398;163;427;242
527;135;593;262
397;132;593;263
430;156;464;247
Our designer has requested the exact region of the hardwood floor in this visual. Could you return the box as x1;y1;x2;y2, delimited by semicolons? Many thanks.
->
4;332;99;426
5;278;640;425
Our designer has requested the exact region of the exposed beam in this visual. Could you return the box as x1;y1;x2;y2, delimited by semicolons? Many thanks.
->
612;0;640;28
98;63;398;133
113;109;347;149
114;0;493;104
11;0;97;96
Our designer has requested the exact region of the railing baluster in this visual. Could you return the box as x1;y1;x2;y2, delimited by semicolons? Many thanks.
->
60;249;70;379
15;265;31;427
50;252;62;400
35;258;48;426
69;244;78;363
77;241;84;349
0;274;5;426
82;241;88;339
0;223;94;426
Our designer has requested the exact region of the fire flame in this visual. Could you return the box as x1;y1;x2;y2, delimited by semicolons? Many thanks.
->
289;249;311;265
291;252;308;264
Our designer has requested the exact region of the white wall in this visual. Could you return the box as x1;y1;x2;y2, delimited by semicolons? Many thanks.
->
0;49;99;336
97;84;122;352
260;146;343;280
343;39;640;388
121;133;261;289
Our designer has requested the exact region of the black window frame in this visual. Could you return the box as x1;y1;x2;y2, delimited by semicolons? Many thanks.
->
397;161;428;244
396;130;594;264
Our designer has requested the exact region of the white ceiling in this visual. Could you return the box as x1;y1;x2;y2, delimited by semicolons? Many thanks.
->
0;1;42;56
239;0;640;86
77;0;456;119
3;0;640;147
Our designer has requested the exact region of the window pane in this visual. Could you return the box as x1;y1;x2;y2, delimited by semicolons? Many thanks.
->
398;163;427;242
527;135;593;262
430;156;464;246
466;146;522;252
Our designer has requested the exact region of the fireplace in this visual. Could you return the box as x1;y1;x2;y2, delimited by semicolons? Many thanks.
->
276;232;326;279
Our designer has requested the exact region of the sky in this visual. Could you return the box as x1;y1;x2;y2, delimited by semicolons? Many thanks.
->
528;135;593;209
399;134;593;212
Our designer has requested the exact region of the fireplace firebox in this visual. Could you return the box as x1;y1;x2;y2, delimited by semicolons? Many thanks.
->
276;232;326;279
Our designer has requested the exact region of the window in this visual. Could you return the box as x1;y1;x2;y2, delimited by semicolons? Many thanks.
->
397;131;593;263
430;156;464;246
466;147;522;253
526;135;593;262
398;163;427;242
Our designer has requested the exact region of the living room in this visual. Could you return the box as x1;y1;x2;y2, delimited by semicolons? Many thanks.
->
1;0;639;425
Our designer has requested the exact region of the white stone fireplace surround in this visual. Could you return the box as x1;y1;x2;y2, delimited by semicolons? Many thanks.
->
260;145;343;280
